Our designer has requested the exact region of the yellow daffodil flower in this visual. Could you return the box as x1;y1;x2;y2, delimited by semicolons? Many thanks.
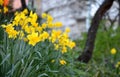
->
115;61;120;68
60;59;67;65
65;27;71;33
110;48;117;55
3;6;8;13
27;32;40;46
41;13;47;18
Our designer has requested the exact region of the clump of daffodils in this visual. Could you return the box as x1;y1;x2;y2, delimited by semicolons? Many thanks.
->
0;0;9;13
2;9;76;65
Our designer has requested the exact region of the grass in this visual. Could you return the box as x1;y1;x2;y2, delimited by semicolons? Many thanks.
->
72;25;120;77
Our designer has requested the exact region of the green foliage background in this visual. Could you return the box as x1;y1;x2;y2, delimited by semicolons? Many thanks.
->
73;22;120;77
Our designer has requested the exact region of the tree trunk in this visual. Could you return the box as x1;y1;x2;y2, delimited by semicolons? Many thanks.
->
77;0;114;63
118;0;120;26
20;0;27;10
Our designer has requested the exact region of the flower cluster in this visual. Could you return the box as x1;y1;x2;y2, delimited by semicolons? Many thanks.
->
0;0;9;13
2;9;76;65
50;29;75;53
41;13;75;54
2;9;49;46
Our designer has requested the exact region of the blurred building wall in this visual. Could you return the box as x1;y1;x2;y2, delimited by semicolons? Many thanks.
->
41;0;88;39
12;0;119;39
